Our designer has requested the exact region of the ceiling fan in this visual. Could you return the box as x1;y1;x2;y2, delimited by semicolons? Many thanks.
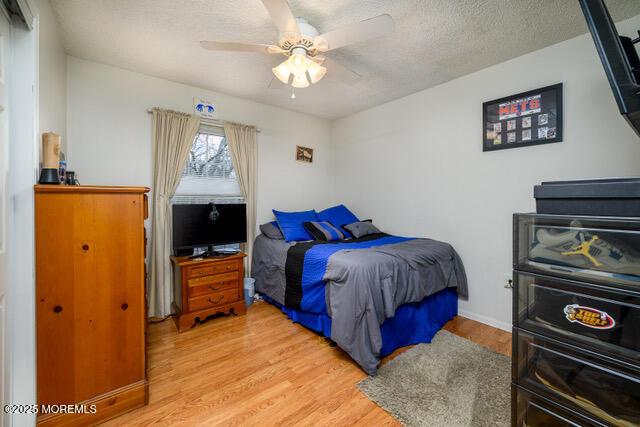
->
200;0;394;93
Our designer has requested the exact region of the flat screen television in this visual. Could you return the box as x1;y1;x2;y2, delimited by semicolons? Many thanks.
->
580;0;640;137
172;203;247;255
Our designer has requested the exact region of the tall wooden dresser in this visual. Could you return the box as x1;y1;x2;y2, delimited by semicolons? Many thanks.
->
35;185;150;426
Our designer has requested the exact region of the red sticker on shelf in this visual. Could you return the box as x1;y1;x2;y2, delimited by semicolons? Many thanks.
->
563;304;616;330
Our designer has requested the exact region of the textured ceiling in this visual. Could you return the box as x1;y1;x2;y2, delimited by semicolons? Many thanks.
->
51;0;640;120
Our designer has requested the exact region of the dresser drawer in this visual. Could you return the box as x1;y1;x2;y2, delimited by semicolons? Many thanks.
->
513;328;640;426
187;260;238;278
188;288;240;312
188;272;239;298
514;271;640;365
514;214;640;289
512;384;605;427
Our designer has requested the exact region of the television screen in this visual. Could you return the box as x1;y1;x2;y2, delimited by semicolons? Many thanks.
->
172;203;247;251
580;0;640;136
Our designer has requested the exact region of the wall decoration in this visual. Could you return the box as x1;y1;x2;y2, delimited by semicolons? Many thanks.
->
482;83;563;152
193;97;216;119
296;145;313;163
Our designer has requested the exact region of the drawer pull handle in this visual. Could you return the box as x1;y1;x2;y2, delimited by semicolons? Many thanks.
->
53;305;63;313
208;296;224;305
121;303;128;311
81;244;90;252
208;285;222;291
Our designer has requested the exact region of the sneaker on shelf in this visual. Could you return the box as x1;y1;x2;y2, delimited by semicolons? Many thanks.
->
529;227;640;276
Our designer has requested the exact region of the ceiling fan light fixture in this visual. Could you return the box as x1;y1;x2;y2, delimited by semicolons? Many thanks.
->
307;61;327;84
272;62;291;84
274;46;318;89
285;49;311;78
291;73;310;88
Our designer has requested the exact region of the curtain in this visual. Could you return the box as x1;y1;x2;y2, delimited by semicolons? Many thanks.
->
149;109;200;318
224;122;257;274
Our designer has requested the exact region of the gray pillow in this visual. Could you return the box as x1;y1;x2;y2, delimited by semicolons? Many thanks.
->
343;221;381;238
260;221;284;240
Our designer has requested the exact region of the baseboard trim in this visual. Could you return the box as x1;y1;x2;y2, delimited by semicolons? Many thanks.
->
458;309;511;332
36;380;148;426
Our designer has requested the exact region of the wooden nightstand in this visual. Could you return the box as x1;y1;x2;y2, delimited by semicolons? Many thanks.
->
171;253;246;332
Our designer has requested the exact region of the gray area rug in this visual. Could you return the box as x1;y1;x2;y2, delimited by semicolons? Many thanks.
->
358;330;510;427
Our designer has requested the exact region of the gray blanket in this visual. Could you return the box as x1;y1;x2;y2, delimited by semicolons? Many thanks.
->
252;235;292;305
252;234;468;375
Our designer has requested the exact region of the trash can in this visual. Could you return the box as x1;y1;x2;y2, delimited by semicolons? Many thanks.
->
244;278;255;307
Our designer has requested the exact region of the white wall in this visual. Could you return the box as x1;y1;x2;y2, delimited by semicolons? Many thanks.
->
331;15;640;331
37;0;66;153
66;57;333;225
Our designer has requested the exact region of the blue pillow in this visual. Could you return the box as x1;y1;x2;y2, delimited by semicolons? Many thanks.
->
272;209;319;242
317;205;359;235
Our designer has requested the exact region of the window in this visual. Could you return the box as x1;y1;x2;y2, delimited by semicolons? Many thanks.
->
174;125;242;200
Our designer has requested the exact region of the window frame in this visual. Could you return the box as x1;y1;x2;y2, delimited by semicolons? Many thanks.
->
174;124;243;200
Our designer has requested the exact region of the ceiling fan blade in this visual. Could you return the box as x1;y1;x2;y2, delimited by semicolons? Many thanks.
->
261;0;300;34
315;14;394;52
310;55;326;64
325;57;361;85
200;41;284;54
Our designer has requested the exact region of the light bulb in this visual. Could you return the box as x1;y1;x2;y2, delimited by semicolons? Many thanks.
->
307;61;327;84
272;61;291;84
286;51;311;78
291;73;310;88
292;53;305;68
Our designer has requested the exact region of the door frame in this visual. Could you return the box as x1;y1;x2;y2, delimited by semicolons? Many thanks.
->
5;0;39;425
0;3;9;426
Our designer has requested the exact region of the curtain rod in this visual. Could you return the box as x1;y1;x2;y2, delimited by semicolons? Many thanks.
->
146;109;260;132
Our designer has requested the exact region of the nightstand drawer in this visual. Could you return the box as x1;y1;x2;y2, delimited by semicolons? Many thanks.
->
187;260;238;278
188;288;240;312
188;272;239;298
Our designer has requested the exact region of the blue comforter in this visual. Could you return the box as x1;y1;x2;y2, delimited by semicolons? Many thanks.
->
278;233;468;374
287;234;414;313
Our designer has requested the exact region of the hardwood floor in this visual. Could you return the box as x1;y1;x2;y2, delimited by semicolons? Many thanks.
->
102;301;511;426
443;315;512;357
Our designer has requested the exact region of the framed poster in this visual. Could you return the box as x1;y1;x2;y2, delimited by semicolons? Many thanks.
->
483;83;563;152
296;145;313;163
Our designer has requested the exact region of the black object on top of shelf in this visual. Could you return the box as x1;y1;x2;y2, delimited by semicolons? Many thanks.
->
534;177;640;217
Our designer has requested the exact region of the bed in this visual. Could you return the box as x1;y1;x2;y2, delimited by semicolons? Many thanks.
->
251;231;468;375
